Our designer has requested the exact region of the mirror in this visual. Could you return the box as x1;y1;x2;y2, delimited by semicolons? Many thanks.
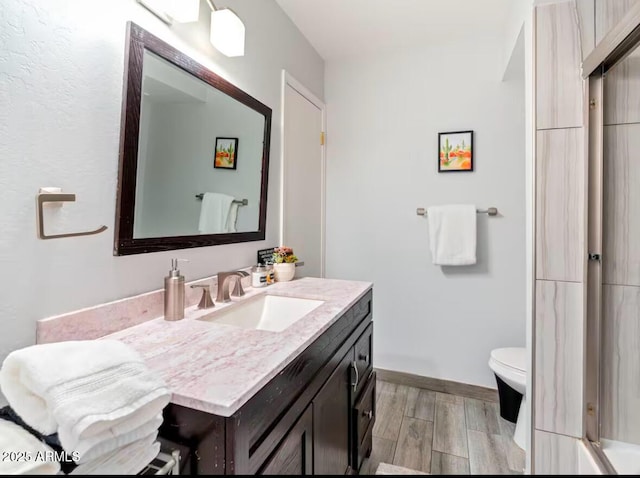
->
115;23;272;255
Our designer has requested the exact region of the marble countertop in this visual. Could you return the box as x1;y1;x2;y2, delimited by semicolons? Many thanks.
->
103;277;372;417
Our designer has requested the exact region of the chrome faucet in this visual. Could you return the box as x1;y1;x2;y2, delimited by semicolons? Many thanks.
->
191;284;215;309
216;271;250;303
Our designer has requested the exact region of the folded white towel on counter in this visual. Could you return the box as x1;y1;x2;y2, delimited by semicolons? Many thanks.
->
0;418;60;475
427;204;477;266
74;414;163;464
70;433;160;475
0;340;170;453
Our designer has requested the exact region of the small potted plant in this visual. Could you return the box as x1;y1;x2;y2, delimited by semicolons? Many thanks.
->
272;246;298;282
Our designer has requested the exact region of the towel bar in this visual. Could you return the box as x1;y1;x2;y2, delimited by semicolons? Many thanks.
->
195;193;248;206
139;449;180;475
416;207;498;217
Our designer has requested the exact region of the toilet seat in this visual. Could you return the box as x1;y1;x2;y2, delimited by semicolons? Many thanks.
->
489;347;526;393
491;347;526;371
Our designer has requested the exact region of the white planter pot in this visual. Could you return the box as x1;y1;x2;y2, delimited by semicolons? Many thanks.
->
273;263;295;282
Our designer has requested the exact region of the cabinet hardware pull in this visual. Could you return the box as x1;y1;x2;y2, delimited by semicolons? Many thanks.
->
358;353;369;362
351;361;359;392
363;410;373;419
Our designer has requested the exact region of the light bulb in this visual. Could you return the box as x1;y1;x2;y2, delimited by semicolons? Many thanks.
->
210;9;245;57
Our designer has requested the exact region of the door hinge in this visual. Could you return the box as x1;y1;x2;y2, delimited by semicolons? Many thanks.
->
320;131;325;146
590;98;597;109
588;252;601;262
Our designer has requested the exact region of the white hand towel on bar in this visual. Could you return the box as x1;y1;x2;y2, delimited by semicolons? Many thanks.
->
427;204;477;266
0;340;170;453
70;433;160;475
198;192;235;234
0;419;60;475
225;201;240;233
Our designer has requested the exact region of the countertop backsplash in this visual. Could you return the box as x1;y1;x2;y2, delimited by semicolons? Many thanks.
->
36;267;252;344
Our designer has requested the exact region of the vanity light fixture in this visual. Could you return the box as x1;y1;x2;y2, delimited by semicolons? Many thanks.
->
207;0;245;57
136;0;200;25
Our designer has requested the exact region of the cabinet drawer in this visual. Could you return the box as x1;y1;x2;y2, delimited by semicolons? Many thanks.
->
356;422;374;472
354;371;376;450
354;323;373;397
353;371;376;471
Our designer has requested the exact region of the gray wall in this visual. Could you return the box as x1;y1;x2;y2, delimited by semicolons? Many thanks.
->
325;35;526;389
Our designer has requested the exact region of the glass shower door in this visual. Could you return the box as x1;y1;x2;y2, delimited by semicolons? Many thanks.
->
589;38;640;475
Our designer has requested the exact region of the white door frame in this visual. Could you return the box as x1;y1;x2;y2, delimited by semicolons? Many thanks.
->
280;70;327;277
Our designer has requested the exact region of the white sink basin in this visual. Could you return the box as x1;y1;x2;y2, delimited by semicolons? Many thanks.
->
197;295;325;332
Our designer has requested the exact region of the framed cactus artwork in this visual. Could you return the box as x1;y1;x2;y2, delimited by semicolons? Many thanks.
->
438;130;473;172
214;137;239;170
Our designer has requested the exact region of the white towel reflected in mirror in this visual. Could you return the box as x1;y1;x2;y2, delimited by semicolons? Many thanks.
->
198;192;239;234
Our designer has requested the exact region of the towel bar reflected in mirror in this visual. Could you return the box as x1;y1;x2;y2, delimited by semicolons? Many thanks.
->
195;194;248;206
416;207;498;216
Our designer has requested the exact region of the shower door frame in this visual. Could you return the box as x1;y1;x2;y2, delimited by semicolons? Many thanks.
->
584;70;602;447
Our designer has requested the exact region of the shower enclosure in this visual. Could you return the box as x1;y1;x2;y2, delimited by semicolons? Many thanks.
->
583;8;640;474
533;2;640;474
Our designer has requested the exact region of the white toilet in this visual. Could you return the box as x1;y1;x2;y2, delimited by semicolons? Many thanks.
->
489;347;526;450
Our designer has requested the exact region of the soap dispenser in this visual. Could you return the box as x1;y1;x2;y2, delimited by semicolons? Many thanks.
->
164;259;186;321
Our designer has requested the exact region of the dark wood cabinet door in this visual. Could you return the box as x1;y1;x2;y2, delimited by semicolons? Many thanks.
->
313;350;353;475
259;406;313;475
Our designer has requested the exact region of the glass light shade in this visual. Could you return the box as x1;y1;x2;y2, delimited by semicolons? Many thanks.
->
165;0;199;23
210;9;245;57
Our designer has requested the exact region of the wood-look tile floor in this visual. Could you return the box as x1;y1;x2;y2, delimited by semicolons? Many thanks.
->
361;381;525;475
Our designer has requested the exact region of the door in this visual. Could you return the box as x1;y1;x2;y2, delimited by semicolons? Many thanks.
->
599;43;640;448
283;74;325;278
313;349;353;474
259;405;313;475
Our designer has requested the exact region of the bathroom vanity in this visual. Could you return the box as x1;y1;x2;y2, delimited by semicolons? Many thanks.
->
97;278;374;475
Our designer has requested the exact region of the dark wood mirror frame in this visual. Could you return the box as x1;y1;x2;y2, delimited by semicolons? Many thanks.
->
114;22;272;256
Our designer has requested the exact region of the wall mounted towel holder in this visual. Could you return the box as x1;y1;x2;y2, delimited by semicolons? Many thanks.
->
195;194;248;205
37;189;108;240
139;449;180;475
416;207;498;216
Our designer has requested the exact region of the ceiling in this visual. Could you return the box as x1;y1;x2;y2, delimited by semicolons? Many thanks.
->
275;0;513;60
143;77;205;104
